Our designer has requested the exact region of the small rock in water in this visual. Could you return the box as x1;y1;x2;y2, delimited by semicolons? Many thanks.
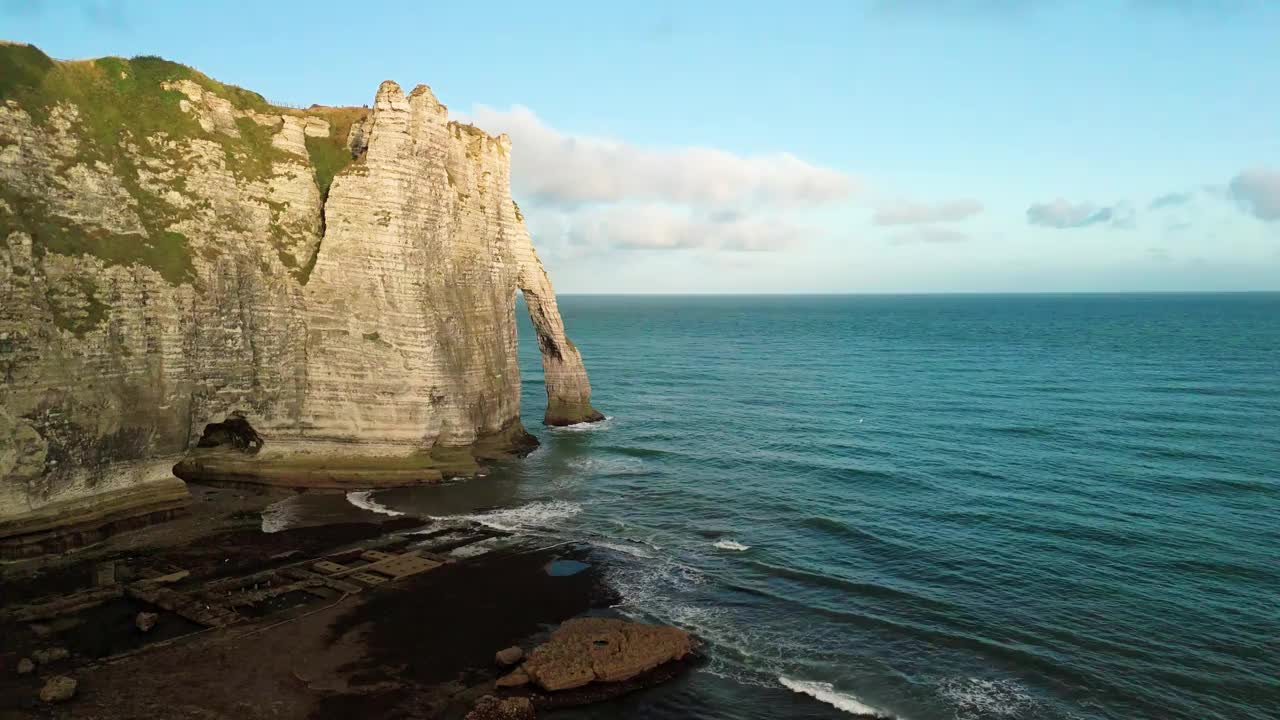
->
465;695;534;720
28;622;52;638
495;669;530;688
136;611;159;633
39;675;77;703
32;647;69;665
16;658;35;675
495;645;523;666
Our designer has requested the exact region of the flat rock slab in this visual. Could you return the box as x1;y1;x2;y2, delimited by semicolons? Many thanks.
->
520;617;692;692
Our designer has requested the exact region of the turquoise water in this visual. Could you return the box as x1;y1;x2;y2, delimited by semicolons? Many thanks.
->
382;294;1280;719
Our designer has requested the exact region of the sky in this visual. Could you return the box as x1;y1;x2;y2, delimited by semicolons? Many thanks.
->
4;0;1280;293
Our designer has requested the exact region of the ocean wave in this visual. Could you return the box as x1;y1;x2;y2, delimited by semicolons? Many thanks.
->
550;416;615;433
448;537;502;558
345;490;406;517
798;516;909;551
596;444;677;459
779;677;897;718
605;552;707;617
260;495;303;533
936;677;1039;719
714;539;751;551
590;539;657;559
567;454;646;477
431;500;583;533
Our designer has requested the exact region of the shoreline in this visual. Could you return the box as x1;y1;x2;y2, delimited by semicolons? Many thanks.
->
0;484;696;719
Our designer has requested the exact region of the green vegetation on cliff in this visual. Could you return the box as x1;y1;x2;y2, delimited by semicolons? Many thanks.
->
304;106;367;199
0;44;283;289
0;43;364;298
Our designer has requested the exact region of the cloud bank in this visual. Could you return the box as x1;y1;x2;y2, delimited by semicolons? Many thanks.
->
459;105;856;253
557;205;806;252
1229;168;1280;221
466;105;854;210
874;198;982;225
1026;199;1131;229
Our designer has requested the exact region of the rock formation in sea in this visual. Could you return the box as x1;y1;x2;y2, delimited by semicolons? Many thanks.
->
0;42;602;557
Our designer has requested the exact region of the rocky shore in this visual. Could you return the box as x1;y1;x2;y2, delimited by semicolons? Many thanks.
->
0;485;696;719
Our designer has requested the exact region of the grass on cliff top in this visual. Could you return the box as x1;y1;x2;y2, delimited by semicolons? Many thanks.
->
304;105;367;199
0;43;374;307
299;105;367;285
0;43;288;292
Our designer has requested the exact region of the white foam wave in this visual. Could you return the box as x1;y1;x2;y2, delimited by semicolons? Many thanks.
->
550;416;615;433
604;552;710;632
345;490;405;517
431;500;583;533
937;677;1038;719
713;539;751;551
779;677;896;718
260;495;303;533
591;539;656;559
448;537;502;558
567;454;645;476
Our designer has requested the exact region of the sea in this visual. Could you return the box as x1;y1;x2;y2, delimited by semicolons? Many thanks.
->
288;294;1280;720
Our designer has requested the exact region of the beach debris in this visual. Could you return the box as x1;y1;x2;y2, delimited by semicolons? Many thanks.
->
136;611;159;633
16;658;34;675
465;695;534;720
495;645;524;666
520;618;693;692
32;647;69;665
495;669;530;688
39;675;77;703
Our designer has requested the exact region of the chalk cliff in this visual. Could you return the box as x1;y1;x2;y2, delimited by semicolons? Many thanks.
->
0;43;602;557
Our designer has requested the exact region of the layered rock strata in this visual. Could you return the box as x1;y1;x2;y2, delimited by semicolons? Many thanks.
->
0;44;601;557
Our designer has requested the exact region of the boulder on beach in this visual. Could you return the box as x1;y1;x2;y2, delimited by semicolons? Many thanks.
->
520;617;693;692
136;611;159;633
39;675;77;703
496;646;524;666
465;694;535;720
16;658;34;675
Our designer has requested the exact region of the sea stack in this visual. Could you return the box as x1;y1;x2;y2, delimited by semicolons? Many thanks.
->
0;44;602;558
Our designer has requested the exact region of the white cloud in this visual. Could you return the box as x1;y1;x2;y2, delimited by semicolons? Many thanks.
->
463;105;856;209
563;205;806;252
1229;168;1280;221
873;198;982;225
1026;198;1132;229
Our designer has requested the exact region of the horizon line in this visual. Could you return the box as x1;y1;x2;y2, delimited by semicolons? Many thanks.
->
551;290;1280;296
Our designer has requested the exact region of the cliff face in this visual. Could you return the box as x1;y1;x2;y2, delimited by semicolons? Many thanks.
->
0;44;601;557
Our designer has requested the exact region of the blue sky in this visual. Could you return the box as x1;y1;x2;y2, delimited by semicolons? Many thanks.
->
5;0;1280;292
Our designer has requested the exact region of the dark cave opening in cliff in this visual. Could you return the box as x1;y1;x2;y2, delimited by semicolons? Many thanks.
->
195;413;264;454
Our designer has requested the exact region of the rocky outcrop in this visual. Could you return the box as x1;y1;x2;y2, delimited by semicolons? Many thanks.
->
518;618;693;692
0;44;601;557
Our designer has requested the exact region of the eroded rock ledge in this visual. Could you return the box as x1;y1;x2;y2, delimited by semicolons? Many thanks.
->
0;44;602;557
